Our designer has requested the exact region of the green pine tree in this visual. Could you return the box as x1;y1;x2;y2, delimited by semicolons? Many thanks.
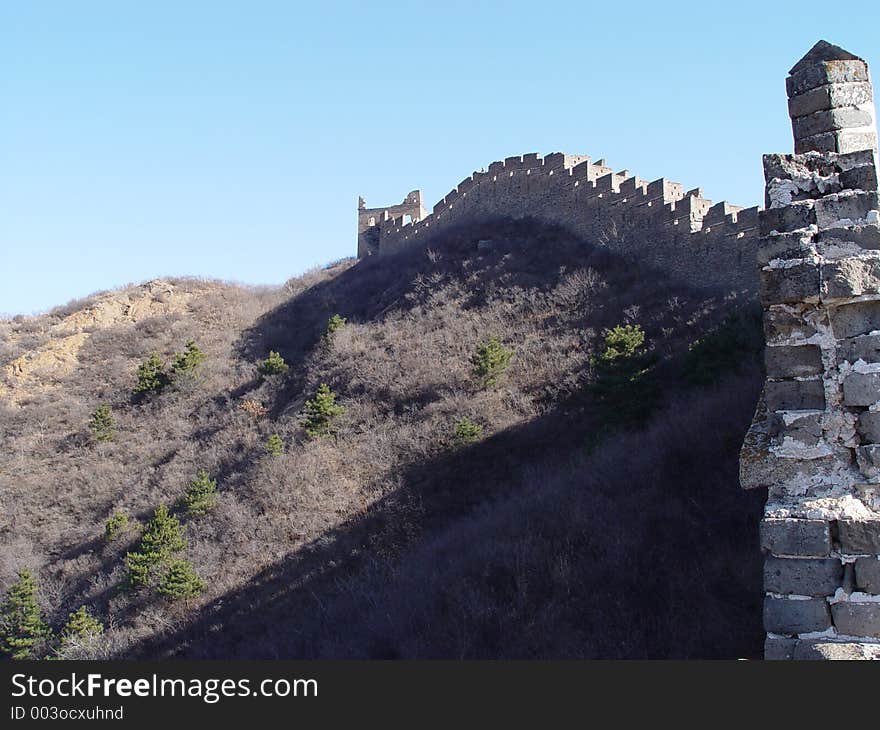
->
134;353;169;396
89;404;115;442
265;433;284;456
171;339;206;376
125;505;186;588
0;569;51;660
453;417;483;445
589;324;658;433
181;470;218;516
157;560;205;601
258;350;289;376
324;313;347;338
302;383;344;438
471;336;514;388
60;606;103;644
104;512;131;542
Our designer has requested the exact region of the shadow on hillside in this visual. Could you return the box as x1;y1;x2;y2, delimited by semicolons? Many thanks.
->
131;365;767;660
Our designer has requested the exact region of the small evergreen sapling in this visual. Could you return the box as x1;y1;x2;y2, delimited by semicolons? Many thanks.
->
266;433;284;456
104;512;131;542
471;336;514;388
324;313;347;338
0;569;51;660
89;404;115;442
302;383;344;438
134;353;169;397
258;350;289;377
453;417;483;445
61;606;103;644
157;560;205;601
125;505;187;588
171;339;206;376
181;470;218;516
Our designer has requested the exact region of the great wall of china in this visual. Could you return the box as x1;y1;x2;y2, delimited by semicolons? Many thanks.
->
357;40;880;659
358;154;761;293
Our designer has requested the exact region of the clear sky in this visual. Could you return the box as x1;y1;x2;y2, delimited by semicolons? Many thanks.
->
2;1;878;315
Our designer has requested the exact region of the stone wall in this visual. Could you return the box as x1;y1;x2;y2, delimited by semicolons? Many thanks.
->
358;153;761;294
740;41;880;660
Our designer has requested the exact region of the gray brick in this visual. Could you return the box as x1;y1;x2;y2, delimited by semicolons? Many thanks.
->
764;345;823;378
796;130;878;156
764;636;797;660
858;412;880;443
765;379;826;411
788;82;874;118
760;261;821;305
855;445;880;478
764;596;832;634
764;305;819;345
854;557;880;593
764;557;843;596
757;231;816;266
759;202;816;235
787;60;870;97
793;107;875;140
830;300;880;339
843;371;880;407
817;223;880;249
831;602;880;638
841;334;880;364
761;518;831;557
769;410;822;447
815;191;880;228
839;520;880;554
821;256;880;299
839;164;878;193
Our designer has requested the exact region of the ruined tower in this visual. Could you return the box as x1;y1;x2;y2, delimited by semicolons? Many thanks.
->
357;190;426;258
740;41;880;659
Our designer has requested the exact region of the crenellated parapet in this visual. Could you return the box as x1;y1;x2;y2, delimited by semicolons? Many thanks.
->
740;41;880;660
357;151;760;292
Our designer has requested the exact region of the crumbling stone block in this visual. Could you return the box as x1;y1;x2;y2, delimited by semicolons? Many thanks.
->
764;636;797;660
857;411;880;442
814;191;879;228
786;58;870;98
770;410;823;447
855;444;880;477
829;300;880;339
854;557;880;593
757;231;816;266
838;520;880;554
831;602;880;638
764;345;823;378
765;379;826;410
843;370;880;407
817;222;880;249
764;596;832;634
760;261;821;304
839;164;879;192
797;130;879;156
761;518;831;557
793;107;875;141
821;256;880;298
764;556;843;595
759;201;816;235
764;305;819;344
788;82;874;118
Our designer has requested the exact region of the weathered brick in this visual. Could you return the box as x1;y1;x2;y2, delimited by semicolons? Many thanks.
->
793;107;875;140
838;520;880;554
817;222;880;249
857;411;880;443
760;261;820;305
830;300;880;339
821;256;880;299
761;518;831;557
796;130;879;155
764;636;797;660
840;334;880;364
764;596;832;634
769;410;823;447
759;202;816;235
855;445;880;478
764;345;823;378
815;191;879;228
757;231;816;266
831;602;880;638
843;371;880;407
764;557;843;596
788;82;874;118
764;305;819;345
787;59;870;97
854;557;880;593
765;379;825;410
839;164;879;193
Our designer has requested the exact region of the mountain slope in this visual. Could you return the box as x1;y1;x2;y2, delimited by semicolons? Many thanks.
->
0;218;766;658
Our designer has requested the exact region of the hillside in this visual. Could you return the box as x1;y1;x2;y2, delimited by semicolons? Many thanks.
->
0;217;767;659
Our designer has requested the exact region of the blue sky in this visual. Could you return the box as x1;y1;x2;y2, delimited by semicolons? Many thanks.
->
1;1;878;315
